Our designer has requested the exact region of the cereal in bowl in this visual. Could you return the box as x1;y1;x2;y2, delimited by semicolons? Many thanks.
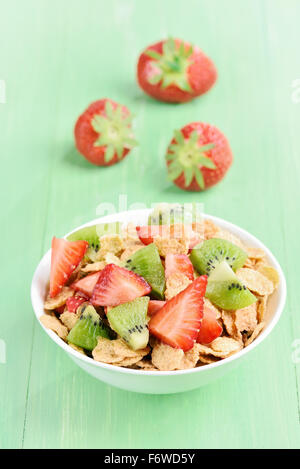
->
40;205;279;371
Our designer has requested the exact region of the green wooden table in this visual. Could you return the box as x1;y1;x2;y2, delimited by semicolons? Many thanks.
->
1;0;299;449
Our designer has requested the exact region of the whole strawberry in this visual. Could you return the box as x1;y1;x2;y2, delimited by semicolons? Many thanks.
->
74;99;137;166
166;122;233;191
137;38;217;103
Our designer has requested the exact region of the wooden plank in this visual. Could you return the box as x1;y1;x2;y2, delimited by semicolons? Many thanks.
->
0;0;299;449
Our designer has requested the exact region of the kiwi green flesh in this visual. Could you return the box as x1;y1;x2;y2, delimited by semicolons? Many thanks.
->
107;297;149;350
205;261;257;310
67;304;111;351
190;238;248;275
67;222;122;248
67;225;99;248
67;222;122;262
148;203;202;226
125;243;165;300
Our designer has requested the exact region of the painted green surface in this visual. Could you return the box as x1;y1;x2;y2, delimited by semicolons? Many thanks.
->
0;0;299;449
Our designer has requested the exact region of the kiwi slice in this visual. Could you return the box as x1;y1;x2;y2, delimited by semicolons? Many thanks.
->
206;261;257;310
107;297;149;350
125;243;165;300
67;304;111;351
67;222;122;261
190;238;248;275
148;203;202;226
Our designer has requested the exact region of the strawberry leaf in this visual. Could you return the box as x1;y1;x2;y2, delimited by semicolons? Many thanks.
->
194;167;205;189
146;37;194;93
145;49;162;60
105;144;115;163
91;103;137;157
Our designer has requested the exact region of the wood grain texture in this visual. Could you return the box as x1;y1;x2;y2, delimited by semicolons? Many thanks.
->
0;0;299;449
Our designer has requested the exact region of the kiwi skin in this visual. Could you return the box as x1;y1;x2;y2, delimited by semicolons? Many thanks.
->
190;238;248;275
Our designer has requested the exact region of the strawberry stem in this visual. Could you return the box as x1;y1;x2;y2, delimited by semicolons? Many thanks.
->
166;129;216;189
91;102;138;162
145;38;194;92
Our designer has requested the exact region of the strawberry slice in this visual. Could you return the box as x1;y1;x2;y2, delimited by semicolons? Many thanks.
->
165;253;194;281
148;300;166;316
136;225;164;245
197;303;223;345
71;271;101;297
91;264;151;307
50;237;88;298
66;295;87;313
149;275;207;351
136;225;201;250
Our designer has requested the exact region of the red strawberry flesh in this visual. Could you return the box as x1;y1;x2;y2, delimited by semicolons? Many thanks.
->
165;253;194;281
197;303;223;345
149;275;207;351
50;237;88;298
148;300;166;316
136;224;201;249
91;264;151;307
66;296;87;314
71;271;101;297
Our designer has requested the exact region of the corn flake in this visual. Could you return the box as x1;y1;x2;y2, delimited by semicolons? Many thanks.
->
120;245;144;262
180;344;202;369
196;339;242;359
154;236;189;257
44;287;74;310
204;298;221;319
257;295;269;323
104;252;123;267
216;229;245;249
135;359;158;371
245;322;265;346
210;337;243;357
60;311;79;330
97;234;124;260
221;310;237;337
257;265;279;288
203;219;220;239
81;261;105;273
92;337;149;366
198;354;220;364
165;273;192;300
246;247;266;260
122;223;144;246
40;314;68;340
151;342;184;371
234;304;258;336
236;268;274;295
68;343;85;354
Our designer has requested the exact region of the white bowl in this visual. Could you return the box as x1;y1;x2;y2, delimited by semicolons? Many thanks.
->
31;209;286;394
